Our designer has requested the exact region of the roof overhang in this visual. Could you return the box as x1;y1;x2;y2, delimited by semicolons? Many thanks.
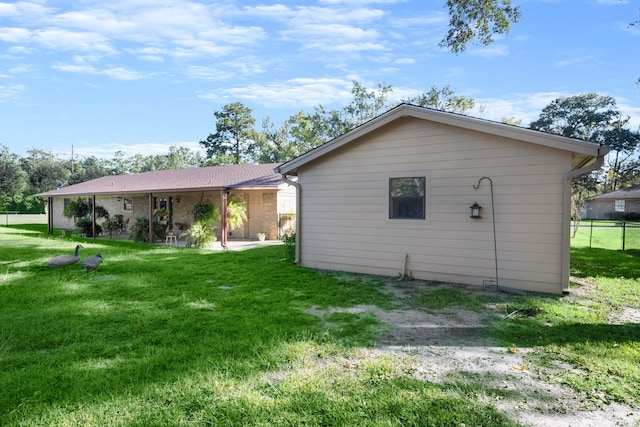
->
36;163;285;198
275;104;610;176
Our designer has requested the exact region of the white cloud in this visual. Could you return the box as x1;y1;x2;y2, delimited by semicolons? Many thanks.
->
52;63;145;80
8;63;35;74
138;55;164;63
199;77;354;108
7;45;33;54
51;9;137;35
71;140;205;159
389;12;447;27
286;23;379;40
596;0;629;4
617;21;640;36
246;3;388;54
308;41;387;53
0;83;26;101
616;97;640;130
0;27;30;43
32;28;116;53
394;57;415;65
554;54;597;68
185;66;236;82
468;44;510;57
473;92;568;125
247;5;385;25
473;92;640;131
0;1;50;22
319;0;406;4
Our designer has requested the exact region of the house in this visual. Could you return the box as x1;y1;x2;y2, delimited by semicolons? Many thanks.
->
275;104;610;294
38;163;296;246
583;185;640;220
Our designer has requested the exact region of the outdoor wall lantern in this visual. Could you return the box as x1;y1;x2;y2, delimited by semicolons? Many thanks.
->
470;202;482;219
176;197;181;203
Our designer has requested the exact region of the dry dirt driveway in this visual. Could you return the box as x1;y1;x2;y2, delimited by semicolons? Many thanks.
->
308;278;640;427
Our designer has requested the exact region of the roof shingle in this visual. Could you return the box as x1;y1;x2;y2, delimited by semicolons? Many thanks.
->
38;163;284;197
588;185;640;200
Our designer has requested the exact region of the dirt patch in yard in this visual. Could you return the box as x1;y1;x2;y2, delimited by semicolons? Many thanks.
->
307;278;640;427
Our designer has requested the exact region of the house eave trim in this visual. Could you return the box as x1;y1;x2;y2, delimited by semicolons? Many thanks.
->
275;104;610;175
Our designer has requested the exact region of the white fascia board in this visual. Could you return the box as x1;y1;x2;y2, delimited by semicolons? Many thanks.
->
274;104;610;175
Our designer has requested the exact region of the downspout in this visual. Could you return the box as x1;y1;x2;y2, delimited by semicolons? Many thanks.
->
562;151;606;292
280;174;301;264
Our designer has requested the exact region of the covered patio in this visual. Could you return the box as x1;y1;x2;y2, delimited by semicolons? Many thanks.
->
37;164;296;248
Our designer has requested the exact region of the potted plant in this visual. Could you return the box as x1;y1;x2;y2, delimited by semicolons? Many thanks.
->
153;207;169;218
257;232;267;241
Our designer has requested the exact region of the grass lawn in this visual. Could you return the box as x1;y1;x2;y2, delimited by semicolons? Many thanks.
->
1;225;639;426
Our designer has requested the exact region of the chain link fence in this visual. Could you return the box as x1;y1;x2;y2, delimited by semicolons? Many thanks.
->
572;220;640;250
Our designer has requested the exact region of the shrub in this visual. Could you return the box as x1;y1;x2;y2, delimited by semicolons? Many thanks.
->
225;199;247;230
130;217;167;243
281;232;296;262
182;220;217;248
76;218;102;237
63;198;109;236
192;199;217;223
63;198;91;220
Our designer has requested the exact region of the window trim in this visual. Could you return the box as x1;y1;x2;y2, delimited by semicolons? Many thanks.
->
389;176;426;220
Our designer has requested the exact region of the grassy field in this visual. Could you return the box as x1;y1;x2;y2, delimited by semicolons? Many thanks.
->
572;220;640;250
1;225;638;426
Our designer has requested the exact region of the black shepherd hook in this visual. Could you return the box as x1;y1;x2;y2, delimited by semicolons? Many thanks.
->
473;177;499;290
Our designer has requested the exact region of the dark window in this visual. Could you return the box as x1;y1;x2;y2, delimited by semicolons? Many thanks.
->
389;177;425;219
123;197;133;211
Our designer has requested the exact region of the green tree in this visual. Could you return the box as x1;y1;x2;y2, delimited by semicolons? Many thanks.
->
403;85;476;114
530;93;640;193
287;110;325;154
255;110;327;163
254;118;298;164
164;146;204;169
104;151;132;175
128;153;162;173
501;116;523;126
311;81;393;141
0;144;27;201
441;0;521;53
69;156;111;185
200;102;257;164
20;149;69;194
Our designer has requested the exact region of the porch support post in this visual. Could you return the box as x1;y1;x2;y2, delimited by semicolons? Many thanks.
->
221;189;228;249
148;193;154;244
92;195;96;239
47;197;53;235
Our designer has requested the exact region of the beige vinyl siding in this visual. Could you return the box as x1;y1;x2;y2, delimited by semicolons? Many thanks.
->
297;117;570;293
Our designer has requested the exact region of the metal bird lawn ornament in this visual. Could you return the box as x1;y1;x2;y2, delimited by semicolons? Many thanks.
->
47;244;83;268
82;254;103;273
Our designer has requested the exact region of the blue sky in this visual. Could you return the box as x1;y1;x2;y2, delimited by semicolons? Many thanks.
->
1;0;639;160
